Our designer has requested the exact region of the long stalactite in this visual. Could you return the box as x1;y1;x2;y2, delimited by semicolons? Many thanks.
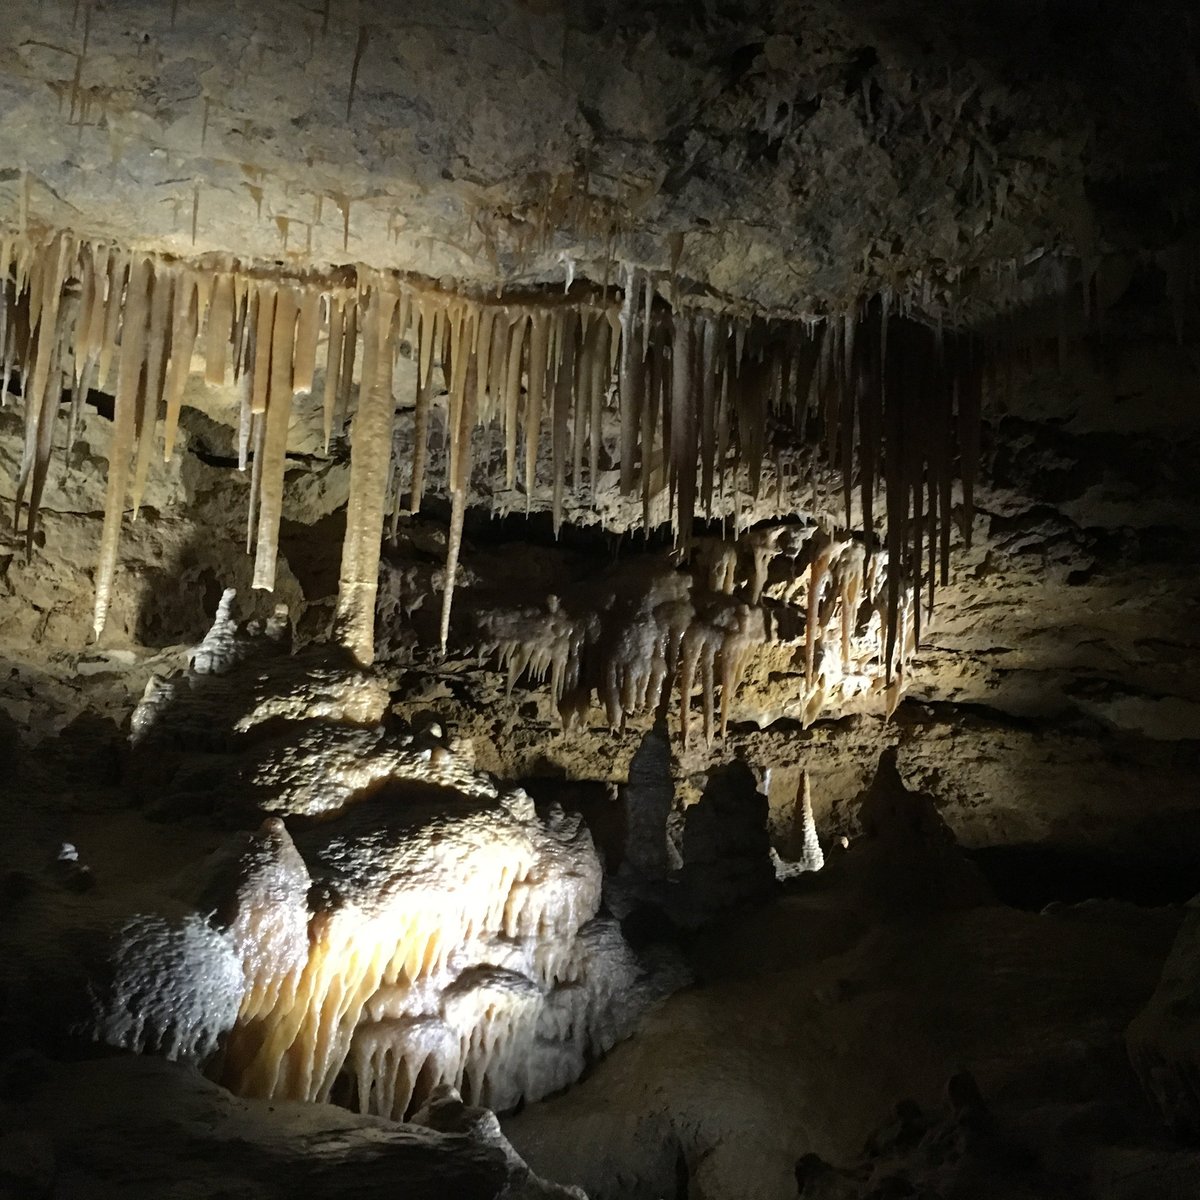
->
0;229;983;693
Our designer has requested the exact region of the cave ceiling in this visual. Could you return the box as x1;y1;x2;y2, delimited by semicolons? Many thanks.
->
1;0;1195;322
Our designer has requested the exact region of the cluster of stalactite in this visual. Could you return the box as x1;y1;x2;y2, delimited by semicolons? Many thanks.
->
0;229;981;673
472;521;915;744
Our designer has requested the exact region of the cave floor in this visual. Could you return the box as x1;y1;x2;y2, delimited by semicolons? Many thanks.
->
4;746;1198;1200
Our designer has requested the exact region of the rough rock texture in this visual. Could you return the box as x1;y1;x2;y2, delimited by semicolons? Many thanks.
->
504;844;1185;1200
789;1068;1200;1200
0;6;1198;1197
2;300;1199;877
1;1;1196;319
4;619;686;1135
0;1054;580;1200
606;741;780;929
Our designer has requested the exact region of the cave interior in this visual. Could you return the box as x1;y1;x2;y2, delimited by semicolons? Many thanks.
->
1;2;1200;1198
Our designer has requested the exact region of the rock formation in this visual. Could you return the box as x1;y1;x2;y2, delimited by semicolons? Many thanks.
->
61;609;679;1125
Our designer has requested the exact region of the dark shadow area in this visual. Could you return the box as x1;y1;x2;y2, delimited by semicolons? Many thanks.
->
970;844;1199;910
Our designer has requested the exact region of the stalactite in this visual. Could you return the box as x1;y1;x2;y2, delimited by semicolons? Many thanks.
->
67;242;102;451
670;311;696;548
337;299;358;431
163;271;198;461
322;293;345;453
293;289;321;395
587;314;607;500
336;281;398;664
250;283;276;418
130;263;174;518
551;309;577;534
0;233;986;701
230;275;251;382
438;344;479;656
205;268;234;385
570;310;588;491
408;370;433;516
93;255;150;638
251;286;296;591
237;371;252;473
503;310;526;488
525;309;549;503
246;412;265;554
617;267;642;497
474;304;495;423
13;230;72;549
15;231;73;551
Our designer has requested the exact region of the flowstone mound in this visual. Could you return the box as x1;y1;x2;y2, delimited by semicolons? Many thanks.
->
15;596;678;1131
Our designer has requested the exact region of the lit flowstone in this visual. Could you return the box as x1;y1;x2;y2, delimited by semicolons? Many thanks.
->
86;723;664;1120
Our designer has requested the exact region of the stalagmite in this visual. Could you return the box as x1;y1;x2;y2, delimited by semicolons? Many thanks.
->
797;772;824;872
130;741;640;1121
